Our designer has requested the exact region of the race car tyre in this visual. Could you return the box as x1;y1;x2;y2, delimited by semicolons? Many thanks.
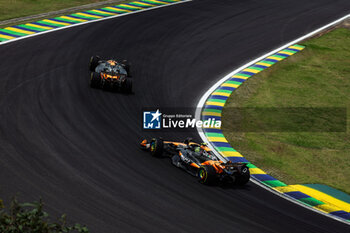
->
150;138;163;157
90;72;101;88
234;166;250;185
198;165;217;185
121;60;131;77
123;78;132;93
89;56;101;72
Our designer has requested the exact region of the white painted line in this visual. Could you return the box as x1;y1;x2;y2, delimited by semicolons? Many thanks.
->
0;0;192;46
195;13;350;225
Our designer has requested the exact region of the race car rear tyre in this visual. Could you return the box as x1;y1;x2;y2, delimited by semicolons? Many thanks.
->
123;78;132;93
234;166;250;185
121;60;131;77
89;56;101;72
150;138;163;157
90;72;101;88
198;165;217;185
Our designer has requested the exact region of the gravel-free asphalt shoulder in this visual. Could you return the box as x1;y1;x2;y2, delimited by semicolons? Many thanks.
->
0;0;350;232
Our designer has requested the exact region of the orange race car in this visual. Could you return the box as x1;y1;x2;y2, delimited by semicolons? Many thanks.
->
89;56;132;93
140;138;250;185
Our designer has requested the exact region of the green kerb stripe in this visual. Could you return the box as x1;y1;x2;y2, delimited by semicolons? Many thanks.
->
299;197;325;207
86;10;111;16
0;37;8;42
37;20;64;27
235;73;251;77
101;7;127;13
216;147;237;152
142;0;165;5
205;133;225;137
246;163;257;168
203;109;222;113
270;55;286;59
293;44;305;48
115;5;139;10
128;2;152;7
259;60;274;65
215;89;232;94
207;98;226;103
70;13;95;20
247;66;264;71
54;17;80;24
21;24;47;31
261;180;287;187
225;80;242;85
283;49;297;54
0;29;27;37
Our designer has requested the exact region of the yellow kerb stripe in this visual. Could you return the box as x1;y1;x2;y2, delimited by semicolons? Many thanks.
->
249;168;266;174
42;19;71;26
279;51;294;55
292;185;350;212
148;0;170;4
26;23;53;30
119;4;142;9
76;12;102;19
205;101;225;107
274;185;299;193
61;16;87;22
243;68;260;74
207;137;228;143
221;83;239;88
106;7;130;12
91;9;116;15
202;112;221;117
256;62;272;67
212;91;231;97
0;34;15;39
232;75;249;79
133;1;155;7
220;151;243;157
315;204;342;213
267;56;283;61
289;46;304;50
5;27;35;35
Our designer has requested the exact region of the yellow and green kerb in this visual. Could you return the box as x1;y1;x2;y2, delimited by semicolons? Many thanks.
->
0;0;186;43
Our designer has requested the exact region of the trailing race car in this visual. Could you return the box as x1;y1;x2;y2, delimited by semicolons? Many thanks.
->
89;56;132;93
140;138;250;185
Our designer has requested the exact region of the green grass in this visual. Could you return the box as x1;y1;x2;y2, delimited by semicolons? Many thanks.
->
222;28;350;194
0;0;125;21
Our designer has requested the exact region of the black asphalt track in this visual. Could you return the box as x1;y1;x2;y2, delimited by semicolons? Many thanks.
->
1;0;350;232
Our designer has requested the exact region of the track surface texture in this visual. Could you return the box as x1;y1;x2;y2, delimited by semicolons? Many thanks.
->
0;0;350;232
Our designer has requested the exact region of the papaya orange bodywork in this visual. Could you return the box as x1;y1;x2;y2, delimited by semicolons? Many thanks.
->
100;73;120;80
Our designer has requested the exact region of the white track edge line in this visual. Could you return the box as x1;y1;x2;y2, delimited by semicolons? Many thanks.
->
195;13;350;225
0;0;192;46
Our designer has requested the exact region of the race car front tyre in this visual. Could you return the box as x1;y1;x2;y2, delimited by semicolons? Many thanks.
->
234;166;250;185
198;165;217;185
90;72;101;88
89;56;101;72
123;78;132;93
150;138;163;157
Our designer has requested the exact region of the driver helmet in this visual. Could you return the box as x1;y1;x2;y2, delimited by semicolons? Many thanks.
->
107;60;116;66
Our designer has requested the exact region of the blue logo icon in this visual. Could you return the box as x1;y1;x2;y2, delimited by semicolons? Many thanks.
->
143;109;162;129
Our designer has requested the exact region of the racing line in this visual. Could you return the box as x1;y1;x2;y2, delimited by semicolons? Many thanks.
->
0;0;350;232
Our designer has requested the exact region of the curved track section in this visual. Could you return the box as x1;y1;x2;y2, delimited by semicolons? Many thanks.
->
0;0;350;232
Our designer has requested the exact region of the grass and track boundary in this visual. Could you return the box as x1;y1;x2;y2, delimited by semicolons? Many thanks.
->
196;16;350;224
0;0;190;43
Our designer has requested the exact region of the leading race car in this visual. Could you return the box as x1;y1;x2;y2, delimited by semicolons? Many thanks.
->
89;56;132;93
140;138;250;186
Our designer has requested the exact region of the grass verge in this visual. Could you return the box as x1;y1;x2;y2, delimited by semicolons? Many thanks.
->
222;27;350;194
